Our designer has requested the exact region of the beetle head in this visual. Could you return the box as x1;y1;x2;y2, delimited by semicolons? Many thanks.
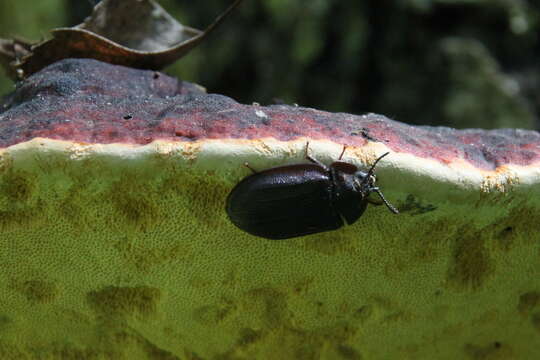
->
353;171;376;193
353;153;399;214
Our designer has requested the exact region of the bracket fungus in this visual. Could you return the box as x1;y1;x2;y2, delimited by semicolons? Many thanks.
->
0;58;539;359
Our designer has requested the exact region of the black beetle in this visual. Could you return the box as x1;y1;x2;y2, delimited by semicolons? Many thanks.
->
225;143;399;240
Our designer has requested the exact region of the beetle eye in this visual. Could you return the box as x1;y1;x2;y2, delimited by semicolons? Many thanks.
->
354;171;368;180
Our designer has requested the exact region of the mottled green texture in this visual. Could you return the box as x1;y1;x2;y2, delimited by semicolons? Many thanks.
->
0;138;539;359
1;0;539;129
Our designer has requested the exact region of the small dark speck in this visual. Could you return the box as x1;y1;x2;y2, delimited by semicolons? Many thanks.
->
262;118;271;125
351;127;378;142
123;114;133;120
153;72;160;79
494;341;501;349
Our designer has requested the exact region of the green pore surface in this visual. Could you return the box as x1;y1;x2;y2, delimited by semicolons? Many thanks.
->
0;140;539;359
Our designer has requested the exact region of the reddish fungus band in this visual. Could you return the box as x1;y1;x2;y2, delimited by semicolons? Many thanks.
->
1;58;539;170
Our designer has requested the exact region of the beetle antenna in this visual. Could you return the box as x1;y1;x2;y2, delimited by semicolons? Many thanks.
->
373;188;399;214
338;145;347;160
367;152;389;177
360;152;390;187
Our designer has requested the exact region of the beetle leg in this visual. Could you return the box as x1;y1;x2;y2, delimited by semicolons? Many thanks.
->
306;155;327;168
305;141;328;169
338;145;347;160
244;162;258;174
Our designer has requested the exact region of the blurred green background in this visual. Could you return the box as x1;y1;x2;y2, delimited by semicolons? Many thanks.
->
1;0;539;129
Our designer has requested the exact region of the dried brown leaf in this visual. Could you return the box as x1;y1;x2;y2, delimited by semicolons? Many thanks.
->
1;0;242;79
